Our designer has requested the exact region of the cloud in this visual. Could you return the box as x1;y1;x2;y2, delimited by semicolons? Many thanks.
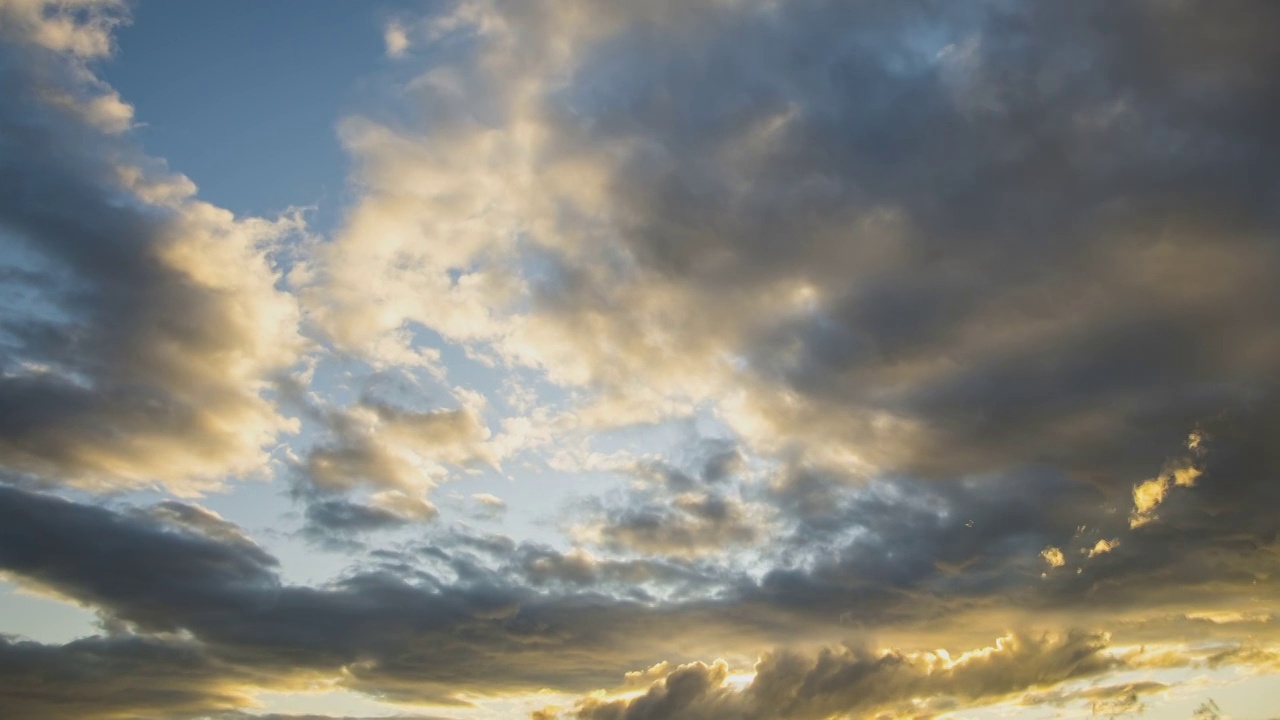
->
302;496;433;540
0;632;454;720
0;484;749;703
567;631;1122;720
577;491;763;558
0;0;304;494
281;381;498;496
383;21;410;58
300;490;439;546
308;0;1280;492
142;501;264;550
1;480;1278;715
1041;547;1066;569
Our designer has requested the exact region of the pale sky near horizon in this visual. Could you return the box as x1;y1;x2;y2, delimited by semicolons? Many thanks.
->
1;1;1278;719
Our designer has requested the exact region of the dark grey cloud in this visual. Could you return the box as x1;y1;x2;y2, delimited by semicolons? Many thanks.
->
0;485;754;705
585;0;1280;481
0;459;1276;716
0;633;455;720
273;372;494;497
300;498;418;550
582;490;763;558
326;0;1280;492
0;634;264;720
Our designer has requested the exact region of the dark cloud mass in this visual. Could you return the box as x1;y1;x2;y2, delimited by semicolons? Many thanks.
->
2;0;1279;718
0;634;266;720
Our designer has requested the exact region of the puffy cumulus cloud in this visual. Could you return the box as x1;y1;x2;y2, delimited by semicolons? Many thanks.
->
577;490;764;558
298;488;439;549
1128;430;1207;528
1018;402;1280;619
0;0;304;493
309;0;1280;488
1130;464;1202;528
470;492;507;520
1041;546;1066;569
473;492;506;509
285;386;497;495
0;633;452;720
0;0;123;62
383;21;410;58
1086;538;1120;559
141;500;264;551
564;441;765;560
510;545;724;601
565;631;1123;720
747;468;1106;618
0;485;279;633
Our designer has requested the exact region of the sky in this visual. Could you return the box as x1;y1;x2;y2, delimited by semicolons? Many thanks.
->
0;1;1278;719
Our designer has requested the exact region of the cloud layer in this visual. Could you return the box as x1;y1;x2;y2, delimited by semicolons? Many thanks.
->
1;1;1278;718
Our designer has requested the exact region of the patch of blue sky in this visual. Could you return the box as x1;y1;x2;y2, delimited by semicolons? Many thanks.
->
0;230;79;344
103;1;394;233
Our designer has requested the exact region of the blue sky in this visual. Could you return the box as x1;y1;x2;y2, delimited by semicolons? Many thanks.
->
1;1;1279;719
107;0;385;227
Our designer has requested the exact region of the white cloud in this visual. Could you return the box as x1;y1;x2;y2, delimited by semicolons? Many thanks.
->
383;20;410;58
